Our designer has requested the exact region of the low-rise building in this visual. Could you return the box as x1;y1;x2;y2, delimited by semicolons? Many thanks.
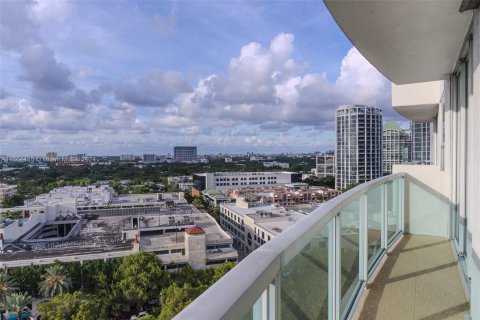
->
220;200;305;254
263;161;289;169
0;184;17;203
0;193;237;270
192;171;302;191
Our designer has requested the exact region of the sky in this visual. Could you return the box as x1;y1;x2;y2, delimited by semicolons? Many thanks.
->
0;0;404;156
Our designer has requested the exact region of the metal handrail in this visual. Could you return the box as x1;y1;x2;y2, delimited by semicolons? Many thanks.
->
175;173;405;320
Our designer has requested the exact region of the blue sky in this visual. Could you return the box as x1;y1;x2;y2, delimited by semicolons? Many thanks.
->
0;0;401;156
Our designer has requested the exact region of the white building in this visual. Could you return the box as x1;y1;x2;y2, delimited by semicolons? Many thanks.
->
411;121;433;164
263;161;289;169
220;200;305;254
24;185;114;207
383;120;411;174
315;153;335;177
335;105;383;190
192;172;303;191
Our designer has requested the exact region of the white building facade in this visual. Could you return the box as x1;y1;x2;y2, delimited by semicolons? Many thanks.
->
192;172;303;191
335;105;383;190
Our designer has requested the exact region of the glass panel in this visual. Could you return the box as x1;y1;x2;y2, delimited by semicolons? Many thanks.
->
387;179;401;242
268;282;275;320
281;225;329;319
243;292;264;320
367;185;382;265
340;199;360;316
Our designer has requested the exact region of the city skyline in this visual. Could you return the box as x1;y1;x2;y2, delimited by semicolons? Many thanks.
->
0;0;406;156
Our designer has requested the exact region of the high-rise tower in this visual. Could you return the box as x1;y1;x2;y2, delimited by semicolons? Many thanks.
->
335;105;383;190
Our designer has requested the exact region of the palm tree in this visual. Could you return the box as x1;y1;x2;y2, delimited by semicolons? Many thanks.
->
0;270;17;301
2;292;32;320
39;265;72;297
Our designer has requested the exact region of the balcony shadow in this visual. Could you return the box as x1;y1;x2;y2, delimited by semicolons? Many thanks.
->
360;234;469;320
399;239;449;253
417;302;470;320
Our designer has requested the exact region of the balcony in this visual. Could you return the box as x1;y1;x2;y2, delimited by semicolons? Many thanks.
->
175;172;469;319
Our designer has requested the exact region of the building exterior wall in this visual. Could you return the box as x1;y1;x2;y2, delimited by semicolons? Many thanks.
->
335;105;383;190
316;154;335;177
411;121;433;164
185;233;206;269
383;124;411;174
193;172;300;191
174;146;197;162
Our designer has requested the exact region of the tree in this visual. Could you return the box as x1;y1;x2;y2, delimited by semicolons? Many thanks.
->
210;261;236;284
342;182;360;193
39;265;72;297
191;197;205;209
113;252;170;311
1;292;32;320
37;292;103;320
158;283;207;320
9;265;44;297
1;194;25;208
0;271;17;301
207;205;221;221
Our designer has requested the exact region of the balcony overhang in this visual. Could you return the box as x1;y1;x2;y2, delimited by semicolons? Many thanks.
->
392;81;443;122
324;0;473;85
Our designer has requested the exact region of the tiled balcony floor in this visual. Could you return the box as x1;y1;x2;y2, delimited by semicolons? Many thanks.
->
359;235;470;320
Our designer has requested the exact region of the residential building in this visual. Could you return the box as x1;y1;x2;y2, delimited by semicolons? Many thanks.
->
335;105;383;190
192;171;303;191
174;146;197;162
315;153;335;177
411;121;433;164
229;185;340;206
0;184;17;204
177;2;480;319
220;200;305;254
383;120;411;174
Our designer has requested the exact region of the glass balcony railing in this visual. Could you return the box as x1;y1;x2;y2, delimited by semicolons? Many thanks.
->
175;173;408;320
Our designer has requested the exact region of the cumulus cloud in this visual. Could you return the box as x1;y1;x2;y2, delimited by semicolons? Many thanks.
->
19;44;75;92
172;34;390;131
115;70;192;107
0;0;40;52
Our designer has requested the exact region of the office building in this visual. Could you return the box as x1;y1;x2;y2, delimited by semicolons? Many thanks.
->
174;146;197;162
316;153;335;177
192;172;303;191
335;105;383;190
177;3;480;319
383;120;411;174
411;121;433;164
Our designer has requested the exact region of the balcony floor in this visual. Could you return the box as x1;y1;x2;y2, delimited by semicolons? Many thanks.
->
359;235;469;320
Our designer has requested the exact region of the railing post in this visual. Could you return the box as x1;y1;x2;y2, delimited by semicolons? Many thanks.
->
328;216;340;320
359;194;368;282
381;183;388;250
274;274;281;320
399;178;404;232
